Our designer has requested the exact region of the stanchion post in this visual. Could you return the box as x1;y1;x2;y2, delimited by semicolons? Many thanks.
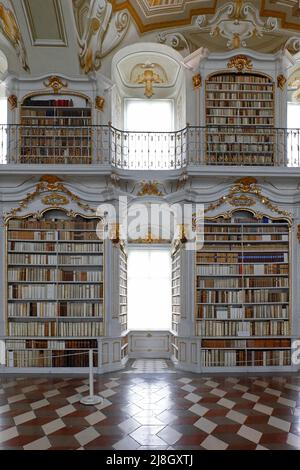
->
80;349;103;406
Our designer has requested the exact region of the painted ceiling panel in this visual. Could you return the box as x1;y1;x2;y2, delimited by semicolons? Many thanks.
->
22;0;67;45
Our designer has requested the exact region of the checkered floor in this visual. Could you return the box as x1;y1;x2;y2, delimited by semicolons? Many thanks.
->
1;364;300;449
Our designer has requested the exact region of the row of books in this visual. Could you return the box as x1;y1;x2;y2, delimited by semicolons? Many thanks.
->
207;117;273;125
208;75;273;84
8;302;103;317
21;148;91;157
206;91;273;99
196;320;289;337
203;235;287;242
196;253;288;263
202;244;287;251
196;264;288;275
6;339;98;350
201;349;291;367
6;350;97;368
202;225;288;233
202;339;291;348
22;98;76;107
206;100;273;108
8;220;99;230
8;269;103;282
8;284;103;300
8;243;102;253
197;290;288;303
206;155;274;165
196;305;289;319
206;135;275;144
207;109;272;117
197;278;288;288
9;233;101;242
8;321;103;337
8;254;103;265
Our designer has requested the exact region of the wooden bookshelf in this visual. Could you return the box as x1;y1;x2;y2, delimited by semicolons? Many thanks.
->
119;245;128;333
20;95;92;164
6;211;104;368
171;245;181;333
205;72;275;165
195;210;291;368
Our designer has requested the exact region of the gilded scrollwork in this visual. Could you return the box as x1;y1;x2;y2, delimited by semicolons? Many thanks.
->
4;175;96;219
204;178;292;219
0;2;29;71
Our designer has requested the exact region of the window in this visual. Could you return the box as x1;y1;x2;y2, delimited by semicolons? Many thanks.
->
0;97;7;163
287;102;300;166
124;99;174;168
125;99;173;132
128;248;171;330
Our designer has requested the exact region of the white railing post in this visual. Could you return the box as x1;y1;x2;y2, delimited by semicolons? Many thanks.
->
80;349;103;406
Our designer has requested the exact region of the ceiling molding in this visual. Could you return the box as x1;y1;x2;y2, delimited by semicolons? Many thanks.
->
109;0;218;33
22;0;68;46
260;0;300;32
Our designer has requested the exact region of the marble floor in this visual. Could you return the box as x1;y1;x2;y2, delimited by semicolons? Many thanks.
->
1;360;300;450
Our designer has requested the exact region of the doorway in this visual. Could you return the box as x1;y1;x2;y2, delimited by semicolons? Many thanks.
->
127;247;172;330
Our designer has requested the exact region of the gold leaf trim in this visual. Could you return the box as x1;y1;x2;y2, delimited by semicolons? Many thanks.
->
137;181;164;196
4;175;96;219
43;76;68;94
204;178;292;218
227;55;253;72
277;74;287;90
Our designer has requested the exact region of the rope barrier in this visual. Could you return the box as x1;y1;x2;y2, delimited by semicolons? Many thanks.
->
6;348;103;406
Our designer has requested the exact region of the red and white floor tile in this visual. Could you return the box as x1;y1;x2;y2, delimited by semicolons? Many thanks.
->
1;360;300;450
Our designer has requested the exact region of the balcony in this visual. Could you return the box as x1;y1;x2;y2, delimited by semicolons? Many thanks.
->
1;124;300;169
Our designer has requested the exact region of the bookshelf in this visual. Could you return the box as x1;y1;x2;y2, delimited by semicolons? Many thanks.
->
5;210;104;368
205;72;275;165
195;210;291;368
171;245;181;334
119;245;128;333
20;94;92;164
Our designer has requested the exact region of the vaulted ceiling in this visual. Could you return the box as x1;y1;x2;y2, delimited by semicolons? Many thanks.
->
1;0;300;77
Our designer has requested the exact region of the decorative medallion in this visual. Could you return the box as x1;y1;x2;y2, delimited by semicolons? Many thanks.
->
228;195;256;206
227;55;253;72
95;96;105;111
196;0;278;50
277;74;287;90
42;194;70;206
137;181;164;197
7;95;18;110
130;62;167;98
193;74;202;89
43;76;68;94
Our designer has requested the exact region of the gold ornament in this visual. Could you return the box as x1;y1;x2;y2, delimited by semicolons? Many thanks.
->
137;181;163;196
277;74;287;90
193;74;202;89
95;96;105;111
8;95;17;110
42;195;69;206
227;55;253;72
43;76;68;94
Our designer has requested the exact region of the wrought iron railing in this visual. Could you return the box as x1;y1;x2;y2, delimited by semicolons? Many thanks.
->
1;124;300;168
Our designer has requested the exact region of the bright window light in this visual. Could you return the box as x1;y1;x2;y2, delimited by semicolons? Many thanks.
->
128;248;172;330
287;102;300;128
0;97;7;163
287;102;300;166
0;340;5;365
125;99;173;132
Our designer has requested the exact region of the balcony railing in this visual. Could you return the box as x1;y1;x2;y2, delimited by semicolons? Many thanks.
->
1;124;300;168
